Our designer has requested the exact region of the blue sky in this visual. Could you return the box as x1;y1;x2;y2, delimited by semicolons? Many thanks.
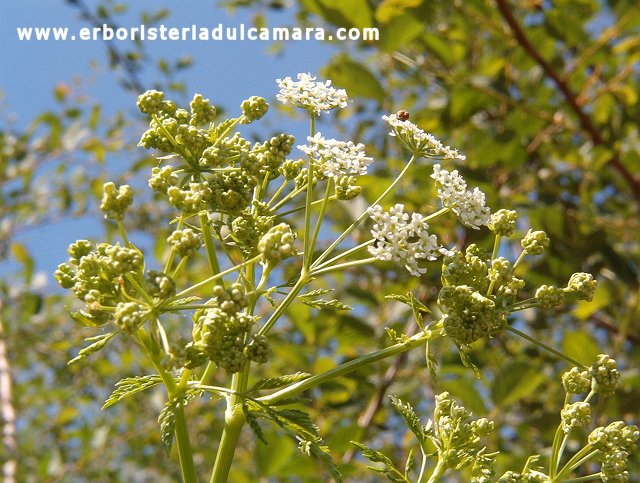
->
1;1;343;280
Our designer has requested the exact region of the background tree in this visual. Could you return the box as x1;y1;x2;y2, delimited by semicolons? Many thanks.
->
1;0;638;480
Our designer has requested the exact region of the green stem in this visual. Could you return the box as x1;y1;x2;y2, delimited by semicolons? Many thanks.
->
506;326;588;370
307;179;333;269
277;196;338;218
137;328;197;483
417;449;429;483
169;254;262;302
561;474;602;482
312;240;374;271
312;154;417;268
209;405;246;483
425;457;447;483
487;234;502;296
199;213;222;283
266;178;289;208
303;115;317;270
309;257;377;277
512;250;527;270
259;330;433;405
257;275;309;336
117;220;130;246
270;184;308;212
555;446;598;481
550;393;570;478
164;216;184;274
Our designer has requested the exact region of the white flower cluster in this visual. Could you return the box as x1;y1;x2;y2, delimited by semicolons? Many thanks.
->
276;73;349;114
367;204;441;276
382;114;465;160
431;164;491;229
298;132;373;178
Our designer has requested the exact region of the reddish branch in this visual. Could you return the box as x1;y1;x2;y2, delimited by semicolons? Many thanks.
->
494;0;640;200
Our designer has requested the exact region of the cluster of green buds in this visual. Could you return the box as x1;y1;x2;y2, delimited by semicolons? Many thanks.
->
258;222;297;268
186;283;270;373
541;355;638;482
100;182;134;221
436;209;598;346
137;90;295;219
429;392;495;472
54;240;145;326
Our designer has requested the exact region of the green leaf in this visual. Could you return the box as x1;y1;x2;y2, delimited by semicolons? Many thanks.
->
350;441;408;482
321;57;385;103
250;372;311;392
375;0;423;23
300;288;334;298
68;332;116;365
300;298;352;311
299;438;343;482
389;395;427;447
490;361;548;407
561;331;600;366
67;309;106;327
102;375;162;410
243;403;267;444
11;242;34;283
378;12;425;52
158;398;178;454
313;0;373;30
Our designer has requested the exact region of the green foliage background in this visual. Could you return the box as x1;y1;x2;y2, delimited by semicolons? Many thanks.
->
1;0;638;480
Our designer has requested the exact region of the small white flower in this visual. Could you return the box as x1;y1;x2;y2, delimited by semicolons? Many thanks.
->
382;114;465;160
298;132;373;178
367;203;441;276
276;73;350;114
431;164;490;229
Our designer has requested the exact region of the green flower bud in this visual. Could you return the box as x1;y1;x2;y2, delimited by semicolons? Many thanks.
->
137;89;165;115
280;159;304;180
100;182;133;221
68;240;93;262
167;228;202;258
189;93;217;126
535;285;564;308
148;166;179;193
212;282;248;314
489;257;511;285
104;244;144;274
258;222;296;265
167;182;212;213
488;209;518;237
113;302;146;332
246;335;271;364
521;229;549;256
184;341;209;369
335;175;362;200
145;270;176;298
55;263;76;288
240;96;269;124
601;450;629;482
561;402;591;433
562;367;591;394
590;354;620;396
564;272;597;302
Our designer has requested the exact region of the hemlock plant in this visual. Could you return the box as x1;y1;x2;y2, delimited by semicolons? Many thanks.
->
55;73;637;482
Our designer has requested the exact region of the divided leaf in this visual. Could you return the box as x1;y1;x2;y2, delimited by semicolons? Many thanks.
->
300;298;352;311
350;441;409;482
249;372;311;392
102;375;162;410
389;396;427;448
68;332;117;365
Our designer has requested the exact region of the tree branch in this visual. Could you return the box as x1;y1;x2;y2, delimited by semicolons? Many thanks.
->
494;0;640;199
0;313;17;483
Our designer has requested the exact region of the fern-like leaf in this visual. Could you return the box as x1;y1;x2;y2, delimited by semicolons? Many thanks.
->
102;375;162;410
68;332;116;365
